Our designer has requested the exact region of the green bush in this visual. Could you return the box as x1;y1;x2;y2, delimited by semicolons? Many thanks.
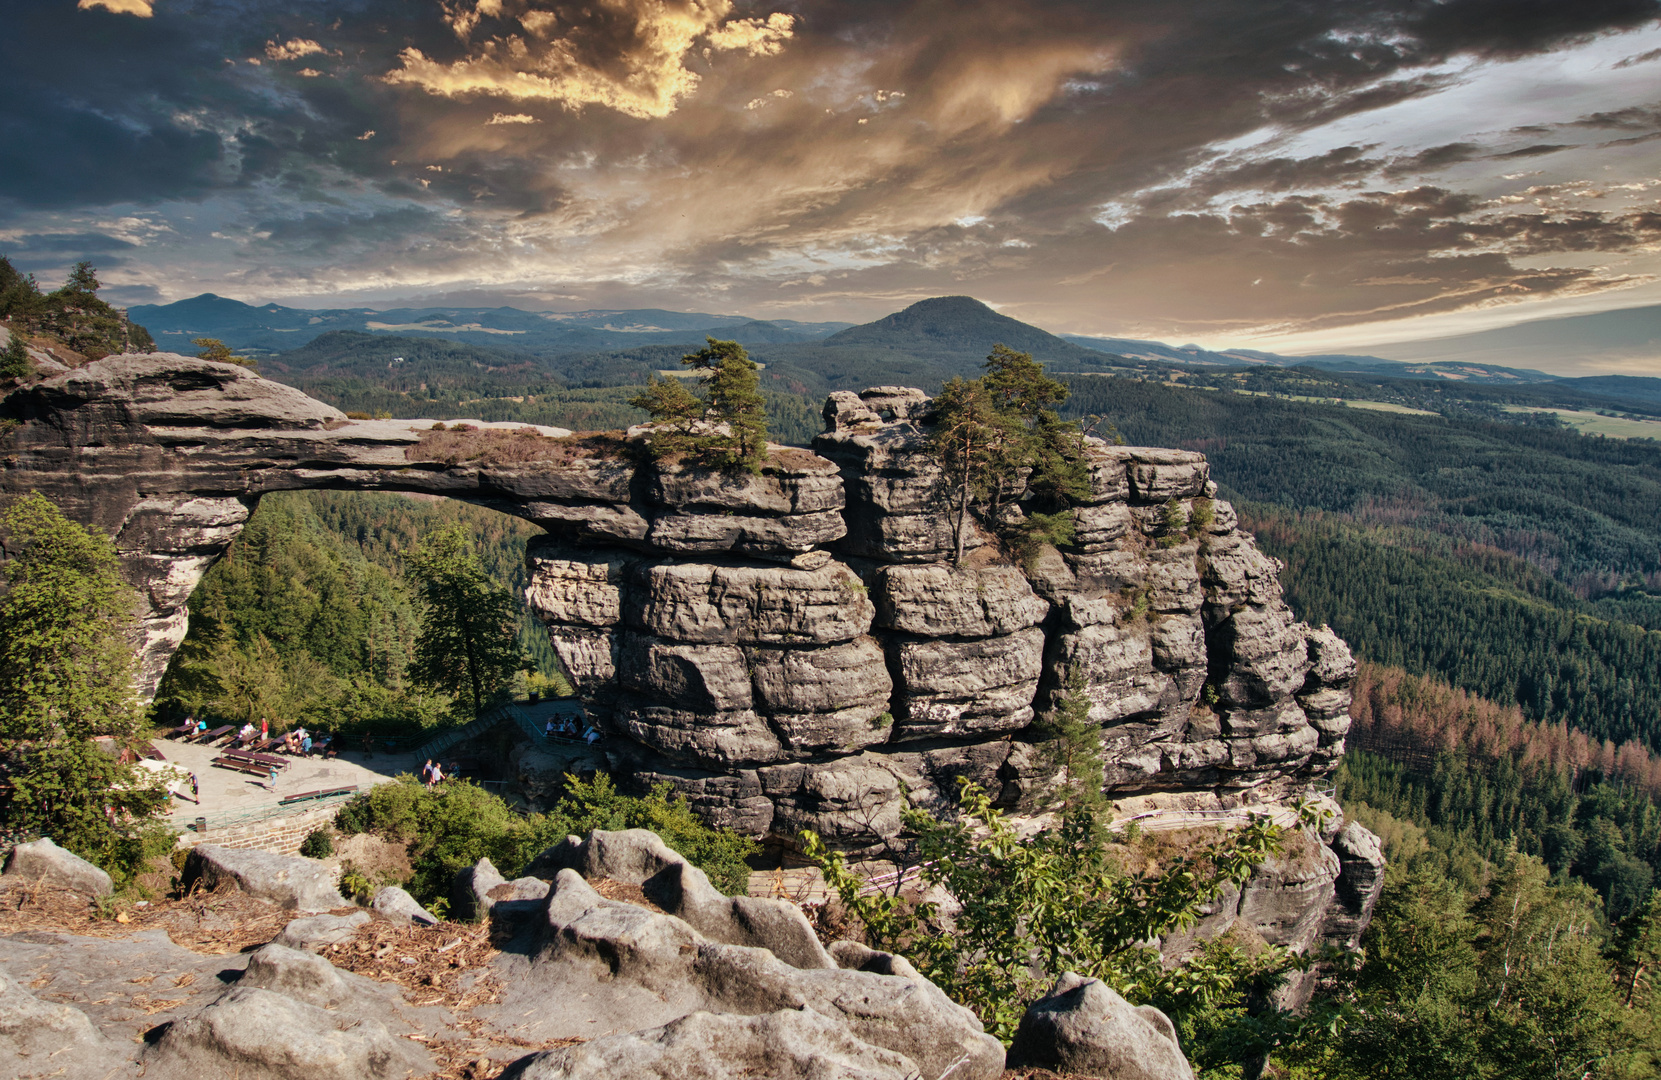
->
299;829;334;859
804;780;1324;1044
334;773;758;908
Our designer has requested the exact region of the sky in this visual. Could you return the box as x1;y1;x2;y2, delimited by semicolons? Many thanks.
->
2;0;1659;357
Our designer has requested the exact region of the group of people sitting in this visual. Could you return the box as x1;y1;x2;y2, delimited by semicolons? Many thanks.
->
543;714;602;744
226;719;333;757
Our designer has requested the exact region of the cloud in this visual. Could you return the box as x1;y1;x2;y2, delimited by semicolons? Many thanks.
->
485;112;539;124
76;0;153;16
384;0;795;118
266;38;327;61
703;13;794;56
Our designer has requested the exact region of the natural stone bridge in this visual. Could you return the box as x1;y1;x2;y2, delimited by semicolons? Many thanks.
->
0;354;1356;849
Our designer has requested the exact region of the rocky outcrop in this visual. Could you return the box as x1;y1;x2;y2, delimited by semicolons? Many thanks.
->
2;360;1360;862
1;837;113;897
490;833;1006;1080
184;844;348;912
1008;972;1195;1080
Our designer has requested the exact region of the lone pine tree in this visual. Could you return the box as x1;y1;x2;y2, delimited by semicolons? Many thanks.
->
629;337;769;473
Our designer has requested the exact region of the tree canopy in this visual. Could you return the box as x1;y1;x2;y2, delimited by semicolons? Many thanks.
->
405;526;528;716
0;492;169;879
928;344;1086;564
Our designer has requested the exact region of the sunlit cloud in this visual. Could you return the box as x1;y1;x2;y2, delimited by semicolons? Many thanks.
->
385;0;795;119
77;0;153;15
265;38;327;61
485;112;540;124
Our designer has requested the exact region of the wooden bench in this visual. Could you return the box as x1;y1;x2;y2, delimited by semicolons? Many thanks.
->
279;785;358;806
189;724;234;745
211;749;289;775
211;755;269;776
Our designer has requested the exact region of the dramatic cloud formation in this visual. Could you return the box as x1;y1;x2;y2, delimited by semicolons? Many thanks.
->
385;0;796;118
6;0;1661;357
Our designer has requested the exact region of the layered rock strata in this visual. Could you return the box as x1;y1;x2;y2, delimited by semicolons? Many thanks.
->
0;359;1357;854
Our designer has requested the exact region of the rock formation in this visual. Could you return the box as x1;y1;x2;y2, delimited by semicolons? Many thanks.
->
0;829;1011;1080
0;358;1359;853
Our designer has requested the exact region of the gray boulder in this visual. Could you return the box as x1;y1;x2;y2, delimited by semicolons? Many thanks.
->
453;856;508;922
145;985;429;1080
2;837;113;897
1008;972;1195;1080
529;828;834;970
239;943;359;1009
501;1007;921;1079
0;967;125;1080
184;844;347;912
504;867;1004;1080
272;910;370;951
371;884;438;926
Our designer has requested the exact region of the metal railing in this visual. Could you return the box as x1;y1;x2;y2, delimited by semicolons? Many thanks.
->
171;789;357;833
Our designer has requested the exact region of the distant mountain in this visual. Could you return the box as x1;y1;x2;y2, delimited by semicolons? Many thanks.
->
1363;304;1661;376
1556;374;1661;407
1061;333;1553;384
827;296;1138;369
127;294;850;355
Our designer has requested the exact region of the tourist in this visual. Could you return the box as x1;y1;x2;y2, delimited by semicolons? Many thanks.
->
259;717;269;741
189;773;199;803
429;763;444;786
421;759;435;786
301;733;313;755
266;765;279;792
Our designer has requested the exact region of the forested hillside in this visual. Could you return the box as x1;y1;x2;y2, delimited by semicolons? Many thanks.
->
157;491;560;734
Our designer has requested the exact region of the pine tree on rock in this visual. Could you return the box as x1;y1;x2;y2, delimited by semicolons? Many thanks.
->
630;337;770;473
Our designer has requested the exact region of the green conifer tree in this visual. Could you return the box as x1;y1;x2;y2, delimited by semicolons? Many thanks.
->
405;527;527;716
630;338;770;473
0;328;32;379
0;492;169;872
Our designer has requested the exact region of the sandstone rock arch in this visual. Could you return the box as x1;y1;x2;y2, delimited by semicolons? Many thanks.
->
0;355;1355;849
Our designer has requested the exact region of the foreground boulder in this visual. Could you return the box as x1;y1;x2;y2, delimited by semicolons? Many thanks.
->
527;828;834;969
503;1007;923;1079
482;830;1004;1079
1;837;113;897
1007;972;1195;1080
145;985;429;1080
0;968;126;1080
184;844;348;911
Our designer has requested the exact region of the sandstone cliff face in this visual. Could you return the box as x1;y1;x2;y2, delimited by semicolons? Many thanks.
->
0;362;1355;832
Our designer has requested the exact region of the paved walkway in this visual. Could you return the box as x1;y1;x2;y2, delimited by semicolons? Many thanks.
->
153;736;423;827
